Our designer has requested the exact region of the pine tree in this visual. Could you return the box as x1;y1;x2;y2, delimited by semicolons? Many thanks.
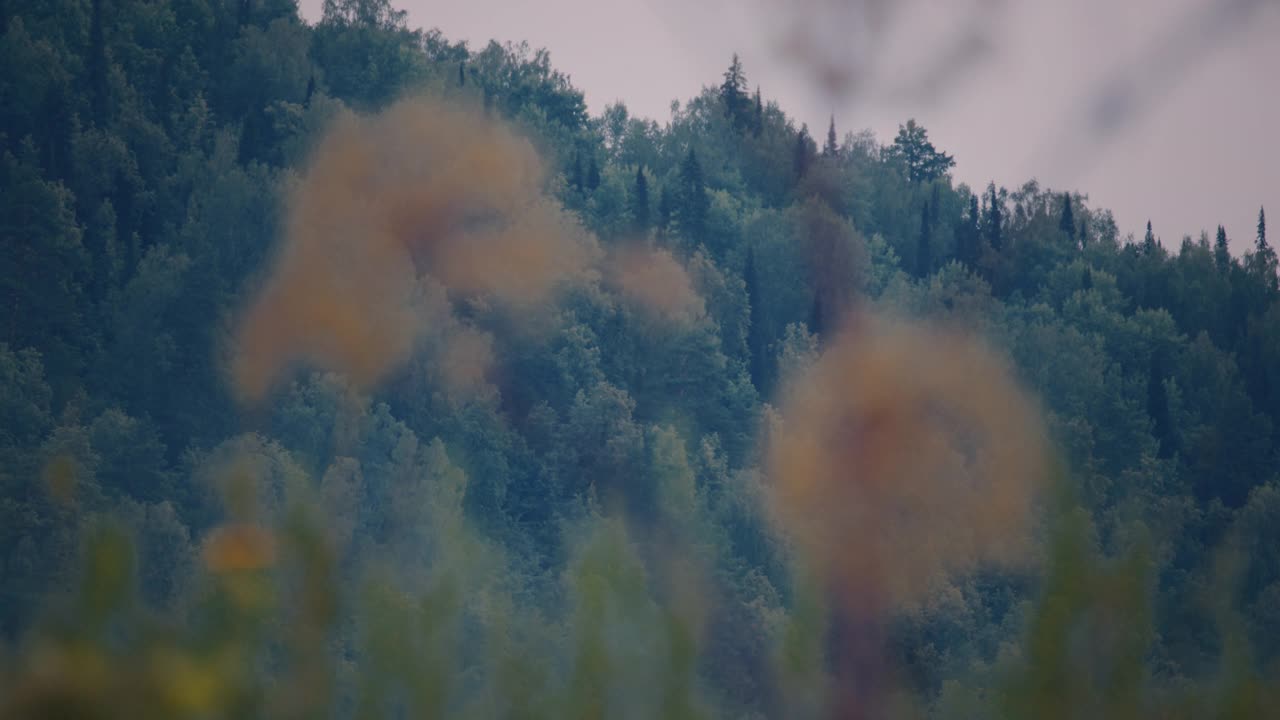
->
677;148;708;238
1214;225;1231;270
984;183;1003;252
720;54;748;130
1143;220;1157;254
793;124;812;179
887;119;955;183
823;116;839;158
630;166;649;232
1060;193;1076;242
1253;206;1276;289
744;247;769;391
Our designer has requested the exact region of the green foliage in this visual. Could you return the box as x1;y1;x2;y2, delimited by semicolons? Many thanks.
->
3;0;1280;715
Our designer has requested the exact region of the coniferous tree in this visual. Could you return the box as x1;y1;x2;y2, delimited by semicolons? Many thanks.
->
823;116;839;158
630;166;649;232
1060;193;1076;242
887;119;954;183
677;148;708;238
1144;220;1158;254
984;182;1003;252
794;124;812;179
1215;225;1231;270
1252;206;1276;289
720;54;748;130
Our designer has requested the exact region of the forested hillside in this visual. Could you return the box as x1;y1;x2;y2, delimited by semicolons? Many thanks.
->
2;0;1279;716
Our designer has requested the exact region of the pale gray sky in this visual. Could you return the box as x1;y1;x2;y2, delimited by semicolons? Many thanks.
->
299;0;1279;252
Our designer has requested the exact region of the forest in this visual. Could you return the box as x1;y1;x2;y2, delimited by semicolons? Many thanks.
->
2;0;1279;717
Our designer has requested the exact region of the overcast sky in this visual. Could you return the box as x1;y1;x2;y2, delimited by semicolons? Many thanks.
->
299;0;1279;253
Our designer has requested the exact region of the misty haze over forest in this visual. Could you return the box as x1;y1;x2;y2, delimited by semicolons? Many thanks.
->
2;0;1280;717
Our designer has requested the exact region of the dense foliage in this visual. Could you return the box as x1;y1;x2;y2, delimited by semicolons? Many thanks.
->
2;0;1279;716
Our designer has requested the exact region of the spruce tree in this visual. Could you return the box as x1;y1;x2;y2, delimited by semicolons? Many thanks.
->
631;166;649;232
720;54;748;130
1060;193;1076;242
1144;220;1157;254
677;148;708;238
1253;206;1276;290
1215;225;1231;270
794;124;812;179
984;183;1003;252
823;116;838;158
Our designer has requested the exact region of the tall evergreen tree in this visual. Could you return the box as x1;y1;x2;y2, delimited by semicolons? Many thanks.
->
823;116;839;158
983;182;1003;252
677;148;708;238
1252;206;1276;289
793;124;812;179
887;119;955;183
1215;225;1231;270
1060;193;1076;242
1144;220;1158;254
630;166;649;232
720;54;748;130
